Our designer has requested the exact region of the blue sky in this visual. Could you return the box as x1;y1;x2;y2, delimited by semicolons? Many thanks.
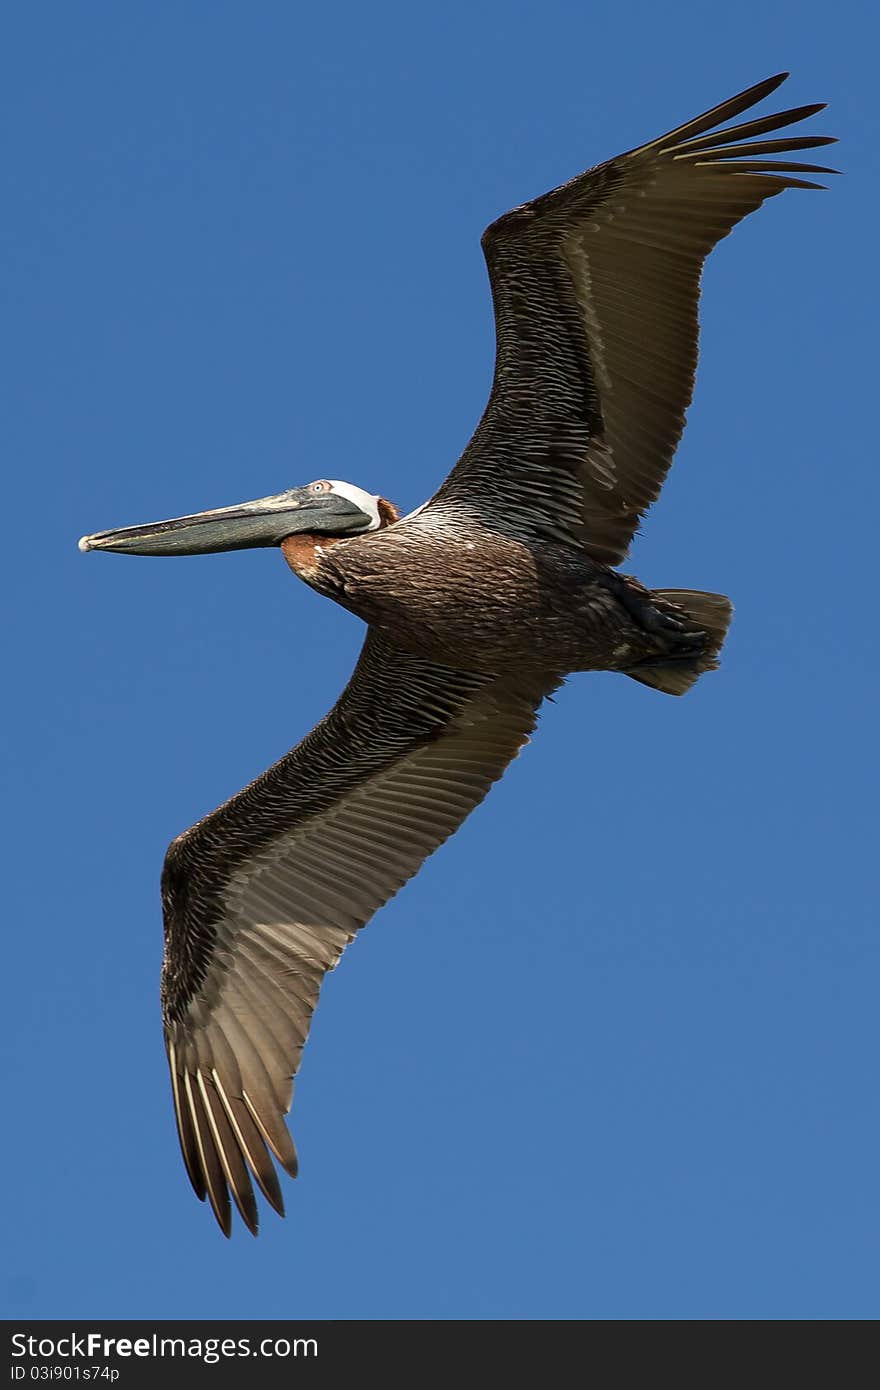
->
3;2;876;1320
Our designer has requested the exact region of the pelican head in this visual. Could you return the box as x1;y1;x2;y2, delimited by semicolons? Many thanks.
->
78;479;385;556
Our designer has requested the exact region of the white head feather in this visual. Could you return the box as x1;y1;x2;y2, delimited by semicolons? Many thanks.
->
328;480;382;530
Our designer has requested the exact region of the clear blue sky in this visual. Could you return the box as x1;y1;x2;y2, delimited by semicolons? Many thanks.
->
3;1;876;1320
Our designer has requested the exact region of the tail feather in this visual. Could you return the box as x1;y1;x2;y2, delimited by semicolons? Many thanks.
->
625;589;733;696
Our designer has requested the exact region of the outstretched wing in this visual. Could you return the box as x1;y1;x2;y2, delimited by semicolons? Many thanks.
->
161;628;554;1235
426;73;836;565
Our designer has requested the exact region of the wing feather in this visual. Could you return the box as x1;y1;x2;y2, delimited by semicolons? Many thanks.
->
183;1068;232;1237
210;1067;286;1217
162;629;553;1233
427;73;835;564
196;1071;259;1236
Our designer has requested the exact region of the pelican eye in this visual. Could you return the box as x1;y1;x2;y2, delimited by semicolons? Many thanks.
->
311;481;328;494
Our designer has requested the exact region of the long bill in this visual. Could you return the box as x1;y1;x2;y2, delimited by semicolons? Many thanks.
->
78;486;374;556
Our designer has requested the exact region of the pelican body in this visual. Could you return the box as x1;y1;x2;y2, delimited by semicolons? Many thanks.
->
282;512;724;687
79;75;835;1236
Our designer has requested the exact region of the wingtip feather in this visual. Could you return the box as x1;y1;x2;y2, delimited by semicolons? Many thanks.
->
167;1040;208;1202
183;1070;232;1237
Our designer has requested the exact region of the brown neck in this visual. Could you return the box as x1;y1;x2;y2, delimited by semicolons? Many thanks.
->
377;497;399;527
281;498;399;579
281;531;341;580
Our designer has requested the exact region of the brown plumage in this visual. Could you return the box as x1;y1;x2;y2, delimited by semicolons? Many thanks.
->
78;73;835;1235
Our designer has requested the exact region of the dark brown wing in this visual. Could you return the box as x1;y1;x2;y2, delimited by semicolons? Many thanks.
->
161;628;554;1235
426;73;836;564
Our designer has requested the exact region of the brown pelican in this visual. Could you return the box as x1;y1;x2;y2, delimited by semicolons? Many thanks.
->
79;73;834;1236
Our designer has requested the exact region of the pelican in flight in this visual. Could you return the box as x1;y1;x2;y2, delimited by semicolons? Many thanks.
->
80;74;834;1235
